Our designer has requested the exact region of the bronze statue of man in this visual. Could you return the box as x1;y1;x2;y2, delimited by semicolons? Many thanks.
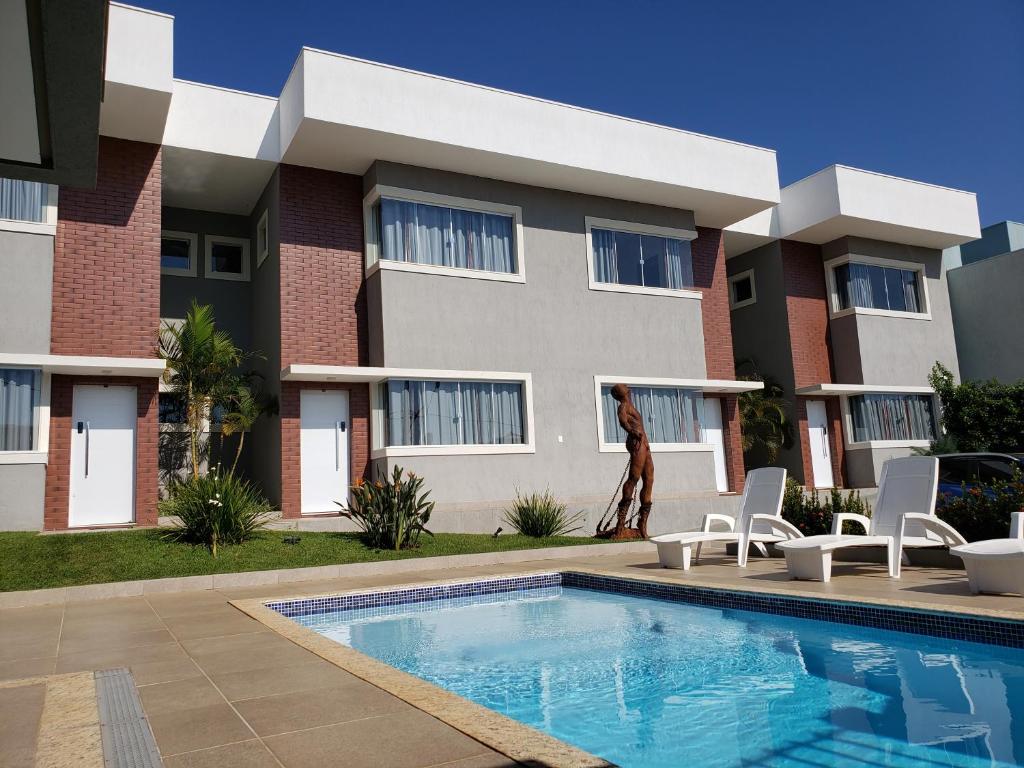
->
610;383;653;538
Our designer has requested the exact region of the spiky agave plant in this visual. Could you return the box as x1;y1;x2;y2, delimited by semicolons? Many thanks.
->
339;466;434;550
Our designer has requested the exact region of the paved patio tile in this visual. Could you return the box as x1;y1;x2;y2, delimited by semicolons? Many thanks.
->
162;739;281;768
264;708;490;768
429;753;521;768
0;638;58;663
137;676;225;716
182;633;315;675
209;658;362;702
0;656;56;682
0;683;46;768
56;627;175;655
55;641;191;675
147;701;254;756
125;656;205;686
233;680;411;736
160;609;269;641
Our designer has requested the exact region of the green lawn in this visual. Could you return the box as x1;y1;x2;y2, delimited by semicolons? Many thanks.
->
0;529;609;592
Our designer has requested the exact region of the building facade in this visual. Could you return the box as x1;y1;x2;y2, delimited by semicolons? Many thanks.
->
0;4;980;532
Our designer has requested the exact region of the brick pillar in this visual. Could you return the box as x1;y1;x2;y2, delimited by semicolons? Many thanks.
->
719;395;746;494
44;376;159;530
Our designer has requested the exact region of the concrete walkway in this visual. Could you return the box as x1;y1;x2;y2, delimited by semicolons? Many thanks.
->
1;544;1021;767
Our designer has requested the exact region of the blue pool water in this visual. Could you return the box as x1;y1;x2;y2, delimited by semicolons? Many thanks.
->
295;585;1024;768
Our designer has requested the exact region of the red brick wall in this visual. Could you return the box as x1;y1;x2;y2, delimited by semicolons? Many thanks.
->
44;376;159;530
53;137;161;358
279;381;370;518
780;240;833;390
278;164;367;369
718;395;746;494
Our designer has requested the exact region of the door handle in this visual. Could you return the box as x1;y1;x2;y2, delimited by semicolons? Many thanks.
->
84;421;91;478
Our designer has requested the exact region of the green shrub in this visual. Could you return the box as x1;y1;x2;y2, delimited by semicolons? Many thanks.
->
340;465;434;550
930;362;1024;452
162;469;272;556
781;478;871;536
503;490;585;537
937;476;1024;542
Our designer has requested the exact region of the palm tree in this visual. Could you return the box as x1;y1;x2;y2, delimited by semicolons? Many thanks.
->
735;358;793;464
219;381;274;475
160;301;248;478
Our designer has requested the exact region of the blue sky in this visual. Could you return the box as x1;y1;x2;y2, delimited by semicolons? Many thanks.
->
146;0;1022;226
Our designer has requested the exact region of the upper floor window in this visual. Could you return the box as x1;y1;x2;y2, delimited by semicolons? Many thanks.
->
585;217;698;298
204;235;251;282
848;393;935;443
384;378;525;447
161;231;198;277
830;259;926;316
0;178;55;232
600;384;704;445
0;368;41;451
729;269;756;310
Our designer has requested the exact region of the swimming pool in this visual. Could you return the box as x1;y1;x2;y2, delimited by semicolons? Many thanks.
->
275;574;1024;768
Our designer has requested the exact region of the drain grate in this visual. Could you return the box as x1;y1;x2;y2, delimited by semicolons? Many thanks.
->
95;668;163;768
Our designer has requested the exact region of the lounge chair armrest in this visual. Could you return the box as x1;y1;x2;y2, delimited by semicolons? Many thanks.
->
1012;512;1024;540
745;514;803;540
701;513;735;533
831;513;871;535
898;513;967;547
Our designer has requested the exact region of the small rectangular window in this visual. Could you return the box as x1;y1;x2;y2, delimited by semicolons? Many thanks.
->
384;379;525;447
378;198;516;274
591;227;694;291
601;385;704;444
204;236;250;281
849;393;935;442
256;210;269;268
160;231;197;276
728;269;756;309
0;178;47;223
0;368;41;451
834;261;923;314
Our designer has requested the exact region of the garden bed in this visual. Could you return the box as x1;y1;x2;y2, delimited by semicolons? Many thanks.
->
0;530;611;592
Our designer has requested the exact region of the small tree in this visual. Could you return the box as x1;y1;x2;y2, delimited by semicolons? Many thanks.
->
929;362;1024;452
736;360;793;463
219;379;275;475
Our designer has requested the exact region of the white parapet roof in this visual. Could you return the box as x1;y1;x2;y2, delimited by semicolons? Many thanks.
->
725;165;981;256
100;5;780;224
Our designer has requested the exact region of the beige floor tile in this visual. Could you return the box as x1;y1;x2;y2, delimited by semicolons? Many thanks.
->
210;659;361;702
62;597;153;619
0;656;56;682
0;683;46;768
0;637;58;663
146;592;232;619
55;641;190;675
162;739;281;768
56;627;175;655
148;702;254;756
126;656;205;686
428;753;520;768
138;676;225;716
233;681;410;736
161;610;268;641
265;709;489;768
183;633;315;676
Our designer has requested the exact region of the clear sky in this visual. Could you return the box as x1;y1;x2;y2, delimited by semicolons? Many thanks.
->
144;0;1023;226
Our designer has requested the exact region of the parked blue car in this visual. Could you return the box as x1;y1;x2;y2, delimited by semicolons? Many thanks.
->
937;453;1024;499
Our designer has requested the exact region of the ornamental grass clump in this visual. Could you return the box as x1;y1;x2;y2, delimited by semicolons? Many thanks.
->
161;469;272;556
503;490;585;537
781;478;871;537
339;466;434;550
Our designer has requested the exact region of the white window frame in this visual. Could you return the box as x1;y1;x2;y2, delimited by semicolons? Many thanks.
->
0;367;50;464
0;182;57;236
824;254;931;321
204;235;251;282
256;210;269;268
728;269;757;310
370;370;535;458
593;375;715;453
840;391;937;450
160;230;198;277
363;185;526;284
585;216;701;300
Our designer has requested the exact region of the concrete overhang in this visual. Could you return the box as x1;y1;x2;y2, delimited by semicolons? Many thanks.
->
0;353;166;377
281;365;528;384
795;383;934;397
0;0;106;187
725;165;980;256
595;375;764;394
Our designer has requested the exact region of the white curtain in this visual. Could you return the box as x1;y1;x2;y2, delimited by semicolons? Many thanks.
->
591;228;618;284
601;385;703;443
664;237;694;290
0;179;46;223
850;394;935;442
901;269;920;312
387;379;523;446
0;369;39;451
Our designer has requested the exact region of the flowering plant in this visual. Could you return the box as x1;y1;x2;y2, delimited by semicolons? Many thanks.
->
339;465;434;550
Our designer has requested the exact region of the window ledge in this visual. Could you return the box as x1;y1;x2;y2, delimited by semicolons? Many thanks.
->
831;307;931;322
598;442;715;454
0;451;48;465
845;439;932;451
588;282;703;300
368;259;525;284
0;220;56;236
372;443;535;459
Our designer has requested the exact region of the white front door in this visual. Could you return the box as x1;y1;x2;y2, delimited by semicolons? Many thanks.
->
69;385;137;527
701;397;729;493
300;389;350;514
806;399;834;489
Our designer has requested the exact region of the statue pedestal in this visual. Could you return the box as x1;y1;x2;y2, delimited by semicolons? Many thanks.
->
595;527;645;541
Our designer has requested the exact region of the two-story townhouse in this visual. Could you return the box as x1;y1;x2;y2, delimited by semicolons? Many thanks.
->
723;166;980;489
0;3;780;532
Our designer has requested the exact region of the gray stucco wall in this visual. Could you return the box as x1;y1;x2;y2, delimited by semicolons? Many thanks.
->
948;248;1024;383
0;464;45;530
960;221;1024;266
0;230;52;353
823;237;959;387
845;445;917;488
365;162;720;510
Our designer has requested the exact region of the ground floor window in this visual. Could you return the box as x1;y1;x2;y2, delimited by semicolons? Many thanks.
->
384;379;525;447
601;384;704;444
0;368;41;451
848;393;935;442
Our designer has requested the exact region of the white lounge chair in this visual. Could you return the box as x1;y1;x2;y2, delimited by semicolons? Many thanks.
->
950;512;1024;595
651;468;801;570
776;456;951;582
